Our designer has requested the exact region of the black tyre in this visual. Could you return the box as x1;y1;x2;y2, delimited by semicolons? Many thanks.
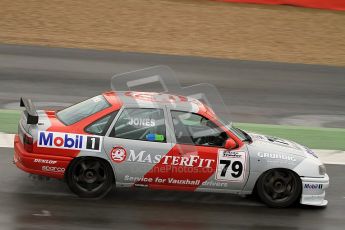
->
66;157;114;198
257;169;301;208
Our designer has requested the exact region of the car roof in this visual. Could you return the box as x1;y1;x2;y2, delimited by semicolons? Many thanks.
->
103;91;212;114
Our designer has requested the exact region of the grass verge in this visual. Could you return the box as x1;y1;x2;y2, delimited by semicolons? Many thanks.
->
236;123;345;151
0;110;21;134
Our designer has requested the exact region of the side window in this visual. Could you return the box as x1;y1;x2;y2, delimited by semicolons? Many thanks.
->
112;108;166;142
171;111;228;147
85;111;118;136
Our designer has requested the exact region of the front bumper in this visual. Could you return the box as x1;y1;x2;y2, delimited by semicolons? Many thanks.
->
300;174;329;206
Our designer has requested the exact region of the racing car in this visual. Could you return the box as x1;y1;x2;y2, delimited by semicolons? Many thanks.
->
14;91;329;208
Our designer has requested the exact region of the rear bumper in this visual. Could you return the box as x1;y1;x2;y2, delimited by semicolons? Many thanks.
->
300;174;329;206
14;135;73;179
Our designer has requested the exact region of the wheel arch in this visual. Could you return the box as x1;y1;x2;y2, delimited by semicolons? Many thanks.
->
253;167;302;193
64;156;116;184
252;167;303;208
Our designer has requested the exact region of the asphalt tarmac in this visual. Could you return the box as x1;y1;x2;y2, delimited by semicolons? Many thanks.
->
0;44;344;127
0;148;344;230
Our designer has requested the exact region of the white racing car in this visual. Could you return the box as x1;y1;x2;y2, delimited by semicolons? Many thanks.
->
15;90;329;208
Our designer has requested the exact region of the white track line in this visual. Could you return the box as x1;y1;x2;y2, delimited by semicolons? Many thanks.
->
0;133;15;148
1;133;344;165
313;149;345;165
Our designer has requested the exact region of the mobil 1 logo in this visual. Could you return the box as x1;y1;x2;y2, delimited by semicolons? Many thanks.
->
38;131;102;152
86;136;100;151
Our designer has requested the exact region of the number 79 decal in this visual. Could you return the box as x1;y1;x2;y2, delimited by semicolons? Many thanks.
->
216;150;246;182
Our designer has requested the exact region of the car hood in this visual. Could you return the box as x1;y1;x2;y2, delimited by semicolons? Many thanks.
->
247;132;311;158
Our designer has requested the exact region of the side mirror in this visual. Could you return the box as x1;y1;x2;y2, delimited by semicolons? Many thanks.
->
225;139;237;149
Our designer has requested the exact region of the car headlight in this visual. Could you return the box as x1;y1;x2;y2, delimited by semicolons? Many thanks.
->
319;164;326;175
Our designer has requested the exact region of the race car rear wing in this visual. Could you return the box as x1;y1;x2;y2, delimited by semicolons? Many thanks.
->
20;97;38;125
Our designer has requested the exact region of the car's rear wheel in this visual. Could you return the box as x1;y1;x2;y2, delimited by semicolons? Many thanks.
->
257;169;301;208
66;157;114;198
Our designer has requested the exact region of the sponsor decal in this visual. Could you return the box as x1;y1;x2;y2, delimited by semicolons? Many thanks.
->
257;152;297;162
34;159;57;165
266;136;290;145
42;166;65;173
126;150;215;168
124;174;228;188
126;150;162;164
304;183;323;189
124;175;153;183
110;146;127;163
146;133;165;142
167;178;200;186
302;146;318;158
201;180;228;188
222;151;242;158
124;175;201;186
265;136;299;149
216;150;246;182
251;134;298;149
38;131;102;152
128;117;155;127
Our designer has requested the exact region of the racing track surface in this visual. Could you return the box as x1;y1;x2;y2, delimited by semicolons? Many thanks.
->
1;148;345;230
0;44;345;127
0;44;345;229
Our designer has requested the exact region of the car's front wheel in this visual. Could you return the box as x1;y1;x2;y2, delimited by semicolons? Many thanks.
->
66;157;114;198
257;169;301;208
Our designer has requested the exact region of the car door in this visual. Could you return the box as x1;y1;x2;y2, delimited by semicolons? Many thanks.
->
167;110;249;192
102;106;173;187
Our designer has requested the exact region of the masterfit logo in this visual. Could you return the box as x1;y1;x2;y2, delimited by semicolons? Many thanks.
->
257;152;297;162
304;184;323;189
127;150;215;168
38;131;102;152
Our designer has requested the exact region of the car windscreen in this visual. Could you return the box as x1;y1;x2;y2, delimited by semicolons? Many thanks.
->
57;95;110;125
